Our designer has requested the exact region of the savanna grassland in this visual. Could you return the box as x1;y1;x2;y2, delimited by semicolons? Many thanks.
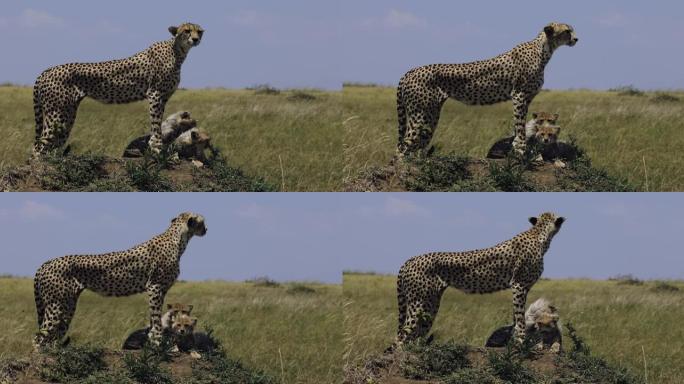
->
343;273;684;384
0;86;343;191
342;85;684;192
0;277;342;384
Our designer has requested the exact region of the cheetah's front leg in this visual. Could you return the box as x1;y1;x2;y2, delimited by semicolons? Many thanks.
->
146;284;165;345
147;91;166;154
511;283;529;344
511;93;530;155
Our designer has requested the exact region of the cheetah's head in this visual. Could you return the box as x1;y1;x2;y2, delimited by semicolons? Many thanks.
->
528;212;565;235
169;23;204;49
543;23;578;48
173;212;207;237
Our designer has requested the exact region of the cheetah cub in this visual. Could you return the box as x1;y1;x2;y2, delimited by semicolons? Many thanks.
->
485;298;563;353
161;303;194;330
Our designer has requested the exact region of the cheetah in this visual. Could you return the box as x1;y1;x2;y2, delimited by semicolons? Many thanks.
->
525;112;559;141
485;297;563;353
394;212;565;348
32;23;204;157
33;212;207;348
396;23;577;158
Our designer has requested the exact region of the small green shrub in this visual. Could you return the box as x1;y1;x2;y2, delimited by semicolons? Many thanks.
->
194;148;277;192
122;343;173;384
487;345;537;384
400;339;471;379
488;156;535;192
38;152;107;191
125;152;173;192
402;152;471;192
38;344;107;382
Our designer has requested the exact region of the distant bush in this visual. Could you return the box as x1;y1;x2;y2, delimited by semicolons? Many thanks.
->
287;90;317;101
342;82;386;88
609;274;644;286
609;85;645;97
652;92;680;103
250;84;281;95
651;281;680;293
247;276;280;288
286;283;317;294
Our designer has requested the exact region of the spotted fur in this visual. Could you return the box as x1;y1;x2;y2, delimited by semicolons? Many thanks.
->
394;212;565;347
396;23;577;157
32;23;204;157
33;212;207;348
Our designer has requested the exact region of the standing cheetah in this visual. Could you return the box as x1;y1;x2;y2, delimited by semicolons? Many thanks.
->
32;23;204;156
33;212;207;348
394;212;564;347
396;23;577;157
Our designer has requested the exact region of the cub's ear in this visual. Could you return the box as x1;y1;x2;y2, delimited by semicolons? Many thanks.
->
544;23;555;36
532;112;539;119
553;113;560;120
167;303;174;310
168;26;179;36
187;304;194;313
191;317;198;326
555;217;565;227
529;217;538;226
191;131;200;141
551;126;561;134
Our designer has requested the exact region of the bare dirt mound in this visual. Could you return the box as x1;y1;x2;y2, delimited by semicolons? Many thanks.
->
0;150;275;192
345;152;635;192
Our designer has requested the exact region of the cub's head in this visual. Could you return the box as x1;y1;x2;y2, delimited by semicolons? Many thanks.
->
172;212;207;237
532;112;559;127
528;212;565;236
166;303;193;316
535;307;560;331
189;129;211;146
169;23;204;48
543;23;578;48
170;313;197;336
534;124;561;145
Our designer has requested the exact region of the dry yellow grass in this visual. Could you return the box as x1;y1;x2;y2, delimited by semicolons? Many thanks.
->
0;277;342;384
343;273;684;384
343;86;684;191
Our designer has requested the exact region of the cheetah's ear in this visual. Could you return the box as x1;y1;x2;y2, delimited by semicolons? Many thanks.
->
532;112;539;119
553;113;559;121
555;217;565;228
187;216;197;228
187;305;194;313
168;26;179;36
167;303;174;311
544;24;555;36
529;217;538;226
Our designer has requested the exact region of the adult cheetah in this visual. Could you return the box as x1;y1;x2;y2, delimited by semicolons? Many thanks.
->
396;23;577;157
394;212;565;347
33;212;207;348
32;23;204;156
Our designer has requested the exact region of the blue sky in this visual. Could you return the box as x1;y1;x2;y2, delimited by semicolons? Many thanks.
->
2;1;683;89
0;193;682;283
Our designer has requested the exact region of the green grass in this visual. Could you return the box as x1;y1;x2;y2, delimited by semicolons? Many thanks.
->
0;278;342;384
0;87;343;191
343;273;684;384
342;85;684;191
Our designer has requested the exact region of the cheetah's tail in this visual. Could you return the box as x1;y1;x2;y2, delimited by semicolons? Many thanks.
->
33;85;43;144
